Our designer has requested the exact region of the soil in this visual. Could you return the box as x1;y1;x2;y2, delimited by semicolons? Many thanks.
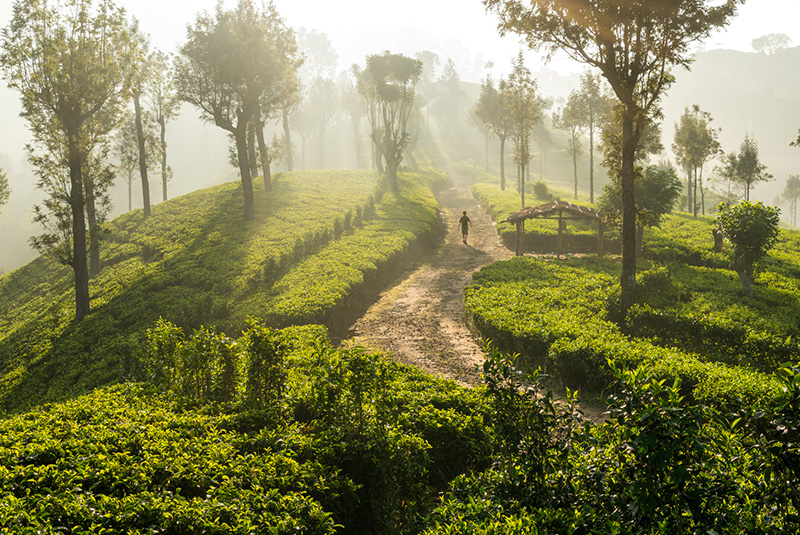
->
345;169;608;422
346;169;513;387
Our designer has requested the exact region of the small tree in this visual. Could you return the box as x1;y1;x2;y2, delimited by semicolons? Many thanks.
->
781;175;800;227
752;33;792;55
598;164;681;257
672;105;721;216
553;91;584;200
734;134;772;202
715;201;781;298
358;52;422;192
0;169;9;213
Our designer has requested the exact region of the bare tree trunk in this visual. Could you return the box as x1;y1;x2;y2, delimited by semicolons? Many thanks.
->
234;119;255;221
282;107;293;172
500;136;506;191
693;167;699;217
84;175;100;276
572;131;578;200
134;94;151;218
352;117;362;168
255;119;272;192
68;137;90;321
620;107;638;321
160;118;168;201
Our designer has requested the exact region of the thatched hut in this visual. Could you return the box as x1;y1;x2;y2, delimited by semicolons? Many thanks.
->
502;200;605;258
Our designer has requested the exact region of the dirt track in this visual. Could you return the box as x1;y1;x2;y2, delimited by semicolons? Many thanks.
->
346;170;513;386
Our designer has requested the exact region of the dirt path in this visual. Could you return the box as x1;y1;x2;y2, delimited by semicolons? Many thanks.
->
346;170;513;386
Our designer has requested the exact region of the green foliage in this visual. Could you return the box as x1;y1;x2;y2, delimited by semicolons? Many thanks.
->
597;165;682;228
715;201;781;273
0;168;444;411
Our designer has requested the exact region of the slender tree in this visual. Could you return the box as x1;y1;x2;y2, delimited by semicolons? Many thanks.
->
505;52;542;207
473;75;499;172
781;175;800;226
358;52;422;192
734;134;772;202
553;92;584;200
484;0;742;319
176;0;290;220
307;76;337;169
2;0;131;321
147;50;180;202
572;71;612;203
672;105;720;216
341;71;365;168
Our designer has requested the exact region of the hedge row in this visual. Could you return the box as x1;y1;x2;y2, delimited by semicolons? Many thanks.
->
465;257;783;408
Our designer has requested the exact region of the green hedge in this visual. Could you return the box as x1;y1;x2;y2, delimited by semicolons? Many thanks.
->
0;168;446;411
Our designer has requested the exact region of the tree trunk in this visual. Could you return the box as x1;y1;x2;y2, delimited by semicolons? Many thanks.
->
352;117;362;168
619;106;638;321
693;167;699;217
700;167;705;216
255;111;272;192
247;122;259;179
134;94;151;218
160;118;168;202
572;131;578;200
589;120;595;204
68;137;90;322
283;107;293;172
500;135;506;191
635;223;644;258
485;134;489;172
84;175;100;276
234;123;255;221
128;174;132;212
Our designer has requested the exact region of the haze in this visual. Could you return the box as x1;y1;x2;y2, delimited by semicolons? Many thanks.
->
1;0;799;273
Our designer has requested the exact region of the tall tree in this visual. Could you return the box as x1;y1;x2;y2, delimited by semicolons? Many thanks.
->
572;72;612;203
2;0;131;321
341;71;365;168
430;58;466;136
0;168;10;214
553;91;584;200
672;105;720;216
484;0;742;319
176;0;291;219
781;175;800;227
473;75;499;172
146;50;180;202
124;22;155;218
307;76;337;169
505;52;542;207
734;134;772;202
358;52;422;192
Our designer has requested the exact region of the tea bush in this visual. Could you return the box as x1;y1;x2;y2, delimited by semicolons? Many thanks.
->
0;168;446;412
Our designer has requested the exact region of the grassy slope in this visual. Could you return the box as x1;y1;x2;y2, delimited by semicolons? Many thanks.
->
0;168;446;412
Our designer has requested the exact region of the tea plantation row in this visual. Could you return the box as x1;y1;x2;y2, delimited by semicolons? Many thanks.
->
0;168;447;411
468;182;800;410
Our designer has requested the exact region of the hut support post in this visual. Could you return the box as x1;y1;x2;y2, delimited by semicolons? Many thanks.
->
516;221;524;256
598;221;605;258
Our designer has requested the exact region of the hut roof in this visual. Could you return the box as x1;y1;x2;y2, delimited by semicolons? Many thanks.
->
502;200;601;224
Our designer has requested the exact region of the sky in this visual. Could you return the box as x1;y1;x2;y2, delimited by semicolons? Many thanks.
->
2;0;798;81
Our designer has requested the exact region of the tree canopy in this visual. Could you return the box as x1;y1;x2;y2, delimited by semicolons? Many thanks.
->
483;0;742;319
715;201;781;298
1;0;132;321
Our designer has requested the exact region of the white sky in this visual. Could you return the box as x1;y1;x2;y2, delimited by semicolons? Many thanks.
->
2;0;798;80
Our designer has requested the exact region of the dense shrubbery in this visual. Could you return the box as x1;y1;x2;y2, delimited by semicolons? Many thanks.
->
0;168;446;411
465;257;789;408
0;325;494;534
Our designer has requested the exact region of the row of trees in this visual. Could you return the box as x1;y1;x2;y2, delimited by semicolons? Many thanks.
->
0;0;432;323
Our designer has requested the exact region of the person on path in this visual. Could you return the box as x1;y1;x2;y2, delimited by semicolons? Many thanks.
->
459;211;472;244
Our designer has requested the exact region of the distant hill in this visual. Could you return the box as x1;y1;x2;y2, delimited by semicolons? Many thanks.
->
661;46;800;211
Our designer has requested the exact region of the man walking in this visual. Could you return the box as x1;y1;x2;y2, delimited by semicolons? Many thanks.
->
459;211;472;245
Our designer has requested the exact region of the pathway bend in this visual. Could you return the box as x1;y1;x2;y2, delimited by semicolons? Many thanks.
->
346;170;513;386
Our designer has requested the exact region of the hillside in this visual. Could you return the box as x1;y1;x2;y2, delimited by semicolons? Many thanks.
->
0;168;446;412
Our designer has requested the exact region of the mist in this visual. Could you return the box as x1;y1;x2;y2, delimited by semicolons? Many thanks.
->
1;0;799;274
